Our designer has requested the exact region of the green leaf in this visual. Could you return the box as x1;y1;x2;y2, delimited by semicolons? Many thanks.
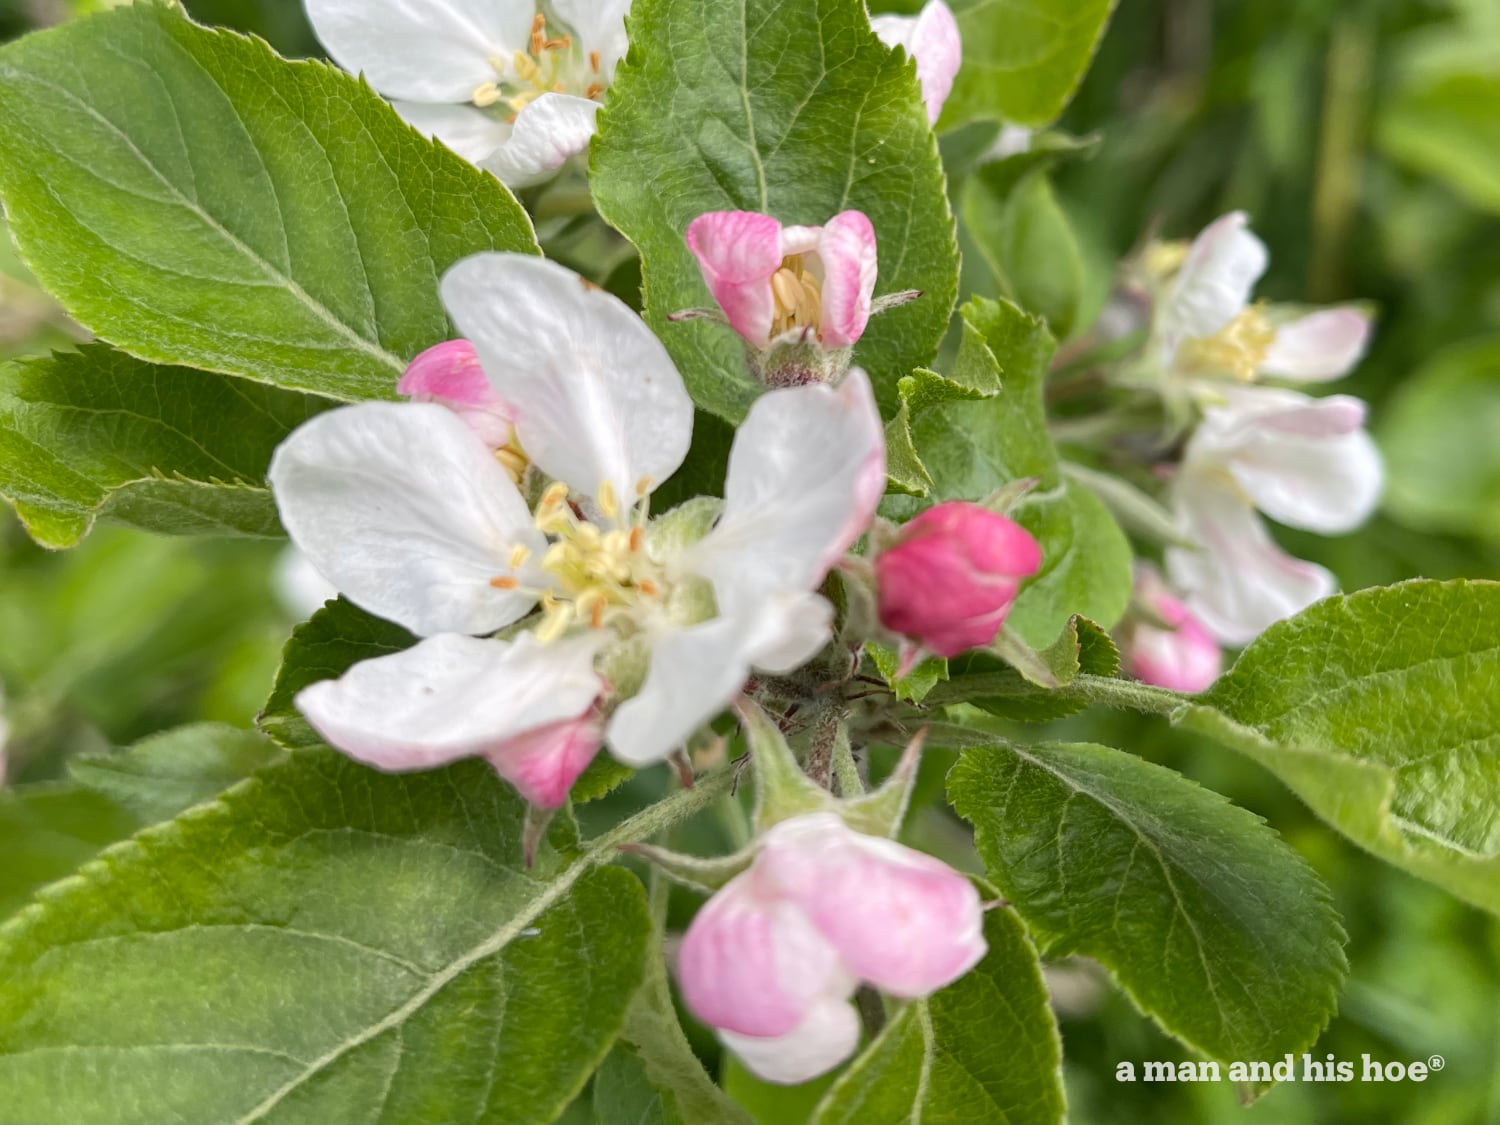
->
1380;335;1500;543
0;3;538;402
811;904;1064;1124
1379;72;1500;215
258;598;416;752
1182;579;1500;915
869;643;948;704
0;346;331;548
68;722;283;824
890;298;1132;646
0;723;283;920
964;173;1086;339
592;0;959;420
941;0;1119;129
948;742;1347;1079
0;750;652;1124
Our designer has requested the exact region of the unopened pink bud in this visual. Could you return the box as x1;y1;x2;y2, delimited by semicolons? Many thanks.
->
1121;570;1222;693
483;710;604;810
398;339;515;450
875;502;1042;658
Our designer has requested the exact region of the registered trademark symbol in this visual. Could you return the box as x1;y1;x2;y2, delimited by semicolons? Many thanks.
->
1428;1055;1446;1072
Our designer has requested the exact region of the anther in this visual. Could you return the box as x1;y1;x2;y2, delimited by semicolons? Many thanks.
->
472;82;501;108
590;50;602;74
490;576;520;590
586;83;604;100
509;544;532;569
628;526;644;553
530;12;547;56
598;480;620;520
638;578;660;597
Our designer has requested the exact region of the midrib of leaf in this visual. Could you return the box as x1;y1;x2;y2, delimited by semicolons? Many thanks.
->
0;65;405;384
230;769;735;1124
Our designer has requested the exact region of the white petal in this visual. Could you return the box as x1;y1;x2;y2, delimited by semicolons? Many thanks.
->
481;93;601;187
296;632;603;772
1165;212;1269;343
552;0;631;73
393;100;510;164
719;997;862;1086
1192;387;1383;533
268;403;544;637
690;369;885;615
606;597;833;766
1260;309;1372;382
1167;476;1336;646
441;254;694;509
306;0;532;103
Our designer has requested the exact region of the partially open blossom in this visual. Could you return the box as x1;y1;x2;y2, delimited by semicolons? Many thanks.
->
687;210;878;352
1166;385;1382;645
269;253;885;805
305;0;629;186
1157;212;1371;385
1119;566;1222;693
875;501;1042;658
678;811;986;1084
870;1;962;124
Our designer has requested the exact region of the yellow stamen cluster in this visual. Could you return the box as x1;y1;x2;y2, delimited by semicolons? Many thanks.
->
1143;240;1190;279
1178;304;1277;382
525;482;662;644
495;438;529;484
470;12;608;121
770;255;824;339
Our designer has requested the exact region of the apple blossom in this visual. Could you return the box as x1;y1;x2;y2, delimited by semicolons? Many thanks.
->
1157;212;1371;385
1118;566;1222;693
875;501;1042;658
684;209;908;386
678;811;986;1084
1166;385;1383;645
304;0;630;186
397;339;525;471
870;1;962;125
268;252;885;804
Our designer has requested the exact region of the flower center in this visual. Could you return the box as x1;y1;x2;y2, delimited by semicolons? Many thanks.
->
1178;304;1276;381
498;481;666;643
770;255;824;339
471;12;608;120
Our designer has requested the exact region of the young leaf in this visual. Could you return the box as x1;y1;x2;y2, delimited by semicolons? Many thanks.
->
964;173;1087;340
592;0;959;421
0;2;539;402
0;346;331;548
941;0;1119;130
948;741;1347;1080
888;298;1132;646
0;751;651;1125
1182;579;1500;915
811;905;1064;1125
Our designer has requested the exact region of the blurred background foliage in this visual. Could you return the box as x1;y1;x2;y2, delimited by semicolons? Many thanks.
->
0;0;1497;1122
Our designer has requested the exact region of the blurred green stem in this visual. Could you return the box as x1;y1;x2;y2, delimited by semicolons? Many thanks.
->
1310;15;1373;301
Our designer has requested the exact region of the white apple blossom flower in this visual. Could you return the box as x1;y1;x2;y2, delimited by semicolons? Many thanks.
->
268;253;885;801
305;0;630;186
1158;212;1372;385
870;1;962;125
1166;385;1383;645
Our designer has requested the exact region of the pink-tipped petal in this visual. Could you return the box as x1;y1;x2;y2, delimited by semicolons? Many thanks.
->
686;211;786;349
483;92;601;188
875;501;1043;658
1260;309;1372;382
1123;567;1223;693
399;339;516;450
756;812;988;998
485;709;604;809
873;2;962;124
677;870;856;1039
719;997;863;1086
817;212;879;348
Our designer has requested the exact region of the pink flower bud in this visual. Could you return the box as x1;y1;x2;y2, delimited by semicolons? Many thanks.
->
875;502;1043;658
677;812;986;1085
1121;568;1222;693
483;709;604;810
398;339;515;451
685;210;878;351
